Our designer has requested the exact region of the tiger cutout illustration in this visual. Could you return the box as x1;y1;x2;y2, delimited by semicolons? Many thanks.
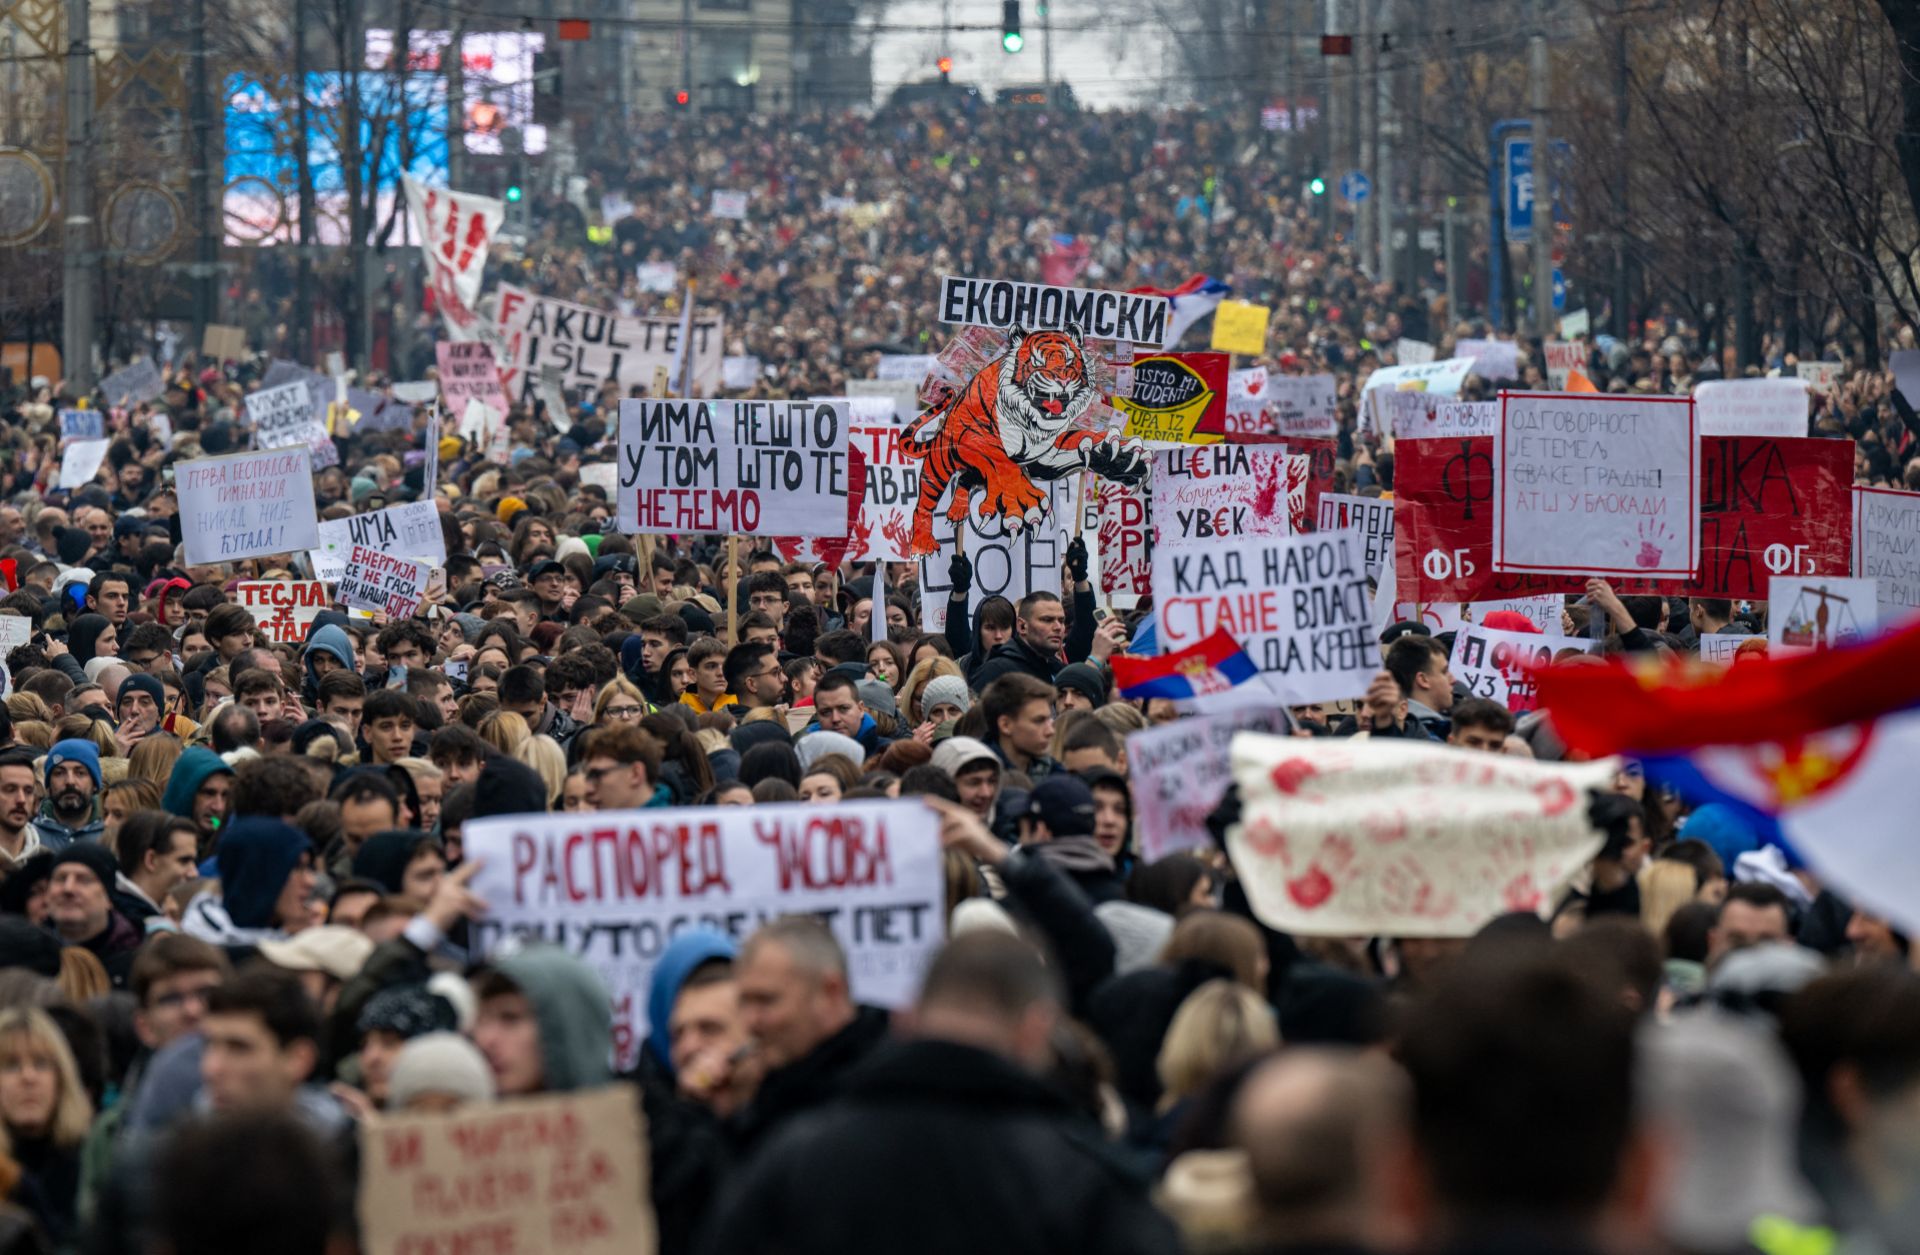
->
899;328;1148;556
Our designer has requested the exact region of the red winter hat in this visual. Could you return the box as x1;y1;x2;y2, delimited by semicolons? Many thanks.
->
1479;610;1541;634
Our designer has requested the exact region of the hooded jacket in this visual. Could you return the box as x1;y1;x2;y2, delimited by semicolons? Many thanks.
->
301;623;356;697
160;747;232;826
182;818;311;945
644;931;738;1076
494;944;613;1093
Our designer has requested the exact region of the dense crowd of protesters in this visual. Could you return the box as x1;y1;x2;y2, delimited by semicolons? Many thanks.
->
0;98;1914;1254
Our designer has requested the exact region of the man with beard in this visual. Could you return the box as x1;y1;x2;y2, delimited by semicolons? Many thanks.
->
33;739;104;850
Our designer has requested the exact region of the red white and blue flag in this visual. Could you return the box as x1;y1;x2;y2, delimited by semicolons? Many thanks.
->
1111;628;1260;701
1129;275;1231;348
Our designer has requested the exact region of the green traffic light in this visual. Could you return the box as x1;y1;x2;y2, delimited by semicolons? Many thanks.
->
1308;177;1326;195
506;185;524;202
1002;30;1024;52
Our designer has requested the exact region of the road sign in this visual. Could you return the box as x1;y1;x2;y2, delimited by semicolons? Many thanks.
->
1503;137;1572;245
1551;270;1567;313
1340;171;1372;203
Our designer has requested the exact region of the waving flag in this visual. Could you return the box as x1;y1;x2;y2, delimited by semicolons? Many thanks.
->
1130;276;1230;348
1112;628;1259;701
1042;234;1092;287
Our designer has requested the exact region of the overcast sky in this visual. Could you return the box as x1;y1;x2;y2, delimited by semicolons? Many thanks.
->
866;1;1154;109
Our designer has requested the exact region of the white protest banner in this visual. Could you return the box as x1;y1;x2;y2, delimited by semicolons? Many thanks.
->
847;423;918;562
1450;623;1592;713
846;378;920;420
1095;479;1151;607
337;545;431;619
1544;340;1584;390
359;1086;653;1255
1457;338;1522;382
1493;391;1699;580
1396;399;1497;440
1152;446;1307;551
57;409;102;442
1853;486;1920;621
1363;357;1476;397
1229;734;1614;937
618;399;849;537
309;501;448;581
1769;576;1877;650
1224;367;1273;436
435;341;509;420
98;360;163;408
177;448;321;567
1700;633;1766;664
235;581;328;645
580;461;618;497
466;799;944;1069
402;176;504;342
1267;373;1338;440
1468;594;1564;635
1396;337;1435;365
875;354;939;383
1129;708;1294;862
917;481;1071;631
1694;378;1808;437
495;282;724;400
722;355;762;390
1315;492;1394;581
710;189;748;219
1797;361;1844;394
389;380;438;404
1153;528;1379;704
637;260;678;293
57;440;109;490
936;274;1173;349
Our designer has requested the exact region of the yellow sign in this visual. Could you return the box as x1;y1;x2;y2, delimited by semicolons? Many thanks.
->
1115;354;1226;447
1211;300;1271;356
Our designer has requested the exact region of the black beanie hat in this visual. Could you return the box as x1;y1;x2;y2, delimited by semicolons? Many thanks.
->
472;755;551;818
0;917;61;979
50;843;120;895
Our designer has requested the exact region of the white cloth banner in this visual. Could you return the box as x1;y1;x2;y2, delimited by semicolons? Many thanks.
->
403;176;504;342
495;283;724;400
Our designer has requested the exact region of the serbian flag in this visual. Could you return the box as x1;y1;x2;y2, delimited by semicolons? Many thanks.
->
1130;275;1230;348
1112;628;1259;701
1042;234;1091;287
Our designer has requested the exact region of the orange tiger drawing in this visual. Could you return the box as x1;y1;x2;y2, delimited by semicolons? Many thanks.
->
899;329;1147;556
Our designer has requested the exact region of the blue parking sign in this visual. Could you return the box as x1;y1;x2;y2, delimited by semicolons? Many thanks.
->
1505;137;1535;244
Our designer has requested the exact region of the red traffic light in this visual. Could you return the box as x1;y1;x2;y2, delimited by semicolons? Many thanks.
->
937;55;952;74
674;90;689;105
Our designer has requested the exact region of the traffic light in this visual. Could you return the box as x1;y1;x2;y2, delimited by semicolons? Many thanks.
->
673;88;690;107
1001;0;1023;53
937;55;952;78
1308;176;1327;196
505;184;524;202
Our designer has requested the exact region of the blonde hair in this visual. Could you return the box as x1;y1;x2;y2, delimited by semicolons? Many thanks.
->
11;722;50;751
514;735;568;807
898;656;963;724
57;948;110;1005
3;694;47;724
1092;703;1149;737
1155;980;1279;1110
477;710;531;757
127;734;185;785
1639;859;1701;940
0;1008;94;1148
591;676;647;723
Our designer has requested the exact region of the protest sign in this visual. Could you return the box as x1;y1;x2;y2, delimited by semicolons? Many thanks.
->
1544;340;1584;390
99;360;163;408
58;409;101;442
722;355;761;390
495;283;724;399
1695;378;1808;437
579;461;618;497
403;176;505;341
1700;633;1766;664
1396;436;1552;603
1315;493;1394;580
916;481;1071;632
245;381;322;444
1450;623;1592;713
1128;708;1294;862
1560;308;1592;338
845;423;918;562
1115;353;1228;447
466;800;944;1069
337;546;431;619
937;275;1172;348
235;581;328;644
1469;594;1564;634
1397;399;1497;440
359;1086;653;1255
710;189;748;219
1153;528;1378;704
638;260;677;293
845;379;920;421
1152;446;1307;551
435;341;510;421
310;501;448;581
1853;486;1920;621
201;323;246;362
1769;576;1877;650
0;618;30;693
57;440;108;490
1363;357;1476;399
1267;374;1338;440
1457;338;1521;381
1797;361;1844;394
1396;338;1435;365
1095;479;1151;606
875;354;939;383
1229;734;1614;937
618;399;849;537
177;448;320;566
1210;300;1271;355
1493;392;1698;580
1224;367;1272;436
390;381;438;404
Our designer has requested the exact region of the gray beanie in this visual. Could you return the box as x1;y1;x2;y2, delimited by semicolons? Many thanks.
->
387;1032;497;1110
796;729;866;769
921;675;972;717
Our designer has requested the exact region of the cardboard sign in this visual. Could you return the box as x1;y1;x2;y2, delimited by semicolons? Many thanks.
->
1457;338;1521;381
1095;479;1151;606
721;355;761;390
1152;446;1307;551
1797;361;1844;394
495;283;724;399
177;448;320;567
1544;340;1584;390
1695;378;1809;438
917;482;1070;632
1315;493;1394;581
1470;594;1564;635
57;440;109;490
1493;392;1698;580
710;189;748;219
1853;486;1920;621
1210;300;1272;355
338;545;431;619
844;423;919;562
618;399;849;537
1154;528;1379;704
1363;357;1476;399
235;581;328;644
436;341;510;422
1224;367;1273;436
58;409;102;442
99;360;164;408
1397;399;1497;441
937;275;1172;348
201;323;246;362
1116;353;1228;447
1229;734;1614;937
246;381;330;462
1769;576;1877;651
359;1086;654;1255
875;354;939;383
1700;633;1766;664
466;800;944;1070
1396;338;1435;365
1129;708;1294;862
310;501;448;581
1267;373;1338;440
1450;624;1593;713
638;261;678;293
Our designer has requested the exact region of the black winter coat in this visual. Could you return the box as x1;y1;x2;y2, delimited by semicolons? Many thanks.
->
724;1004;891;1155
697;1038;1180;1255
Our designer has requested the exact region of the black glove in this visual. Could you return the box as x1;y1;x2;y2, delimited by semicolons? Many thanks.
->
1086;440;1148;484
1064;537;1089;584
948;552;972;597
